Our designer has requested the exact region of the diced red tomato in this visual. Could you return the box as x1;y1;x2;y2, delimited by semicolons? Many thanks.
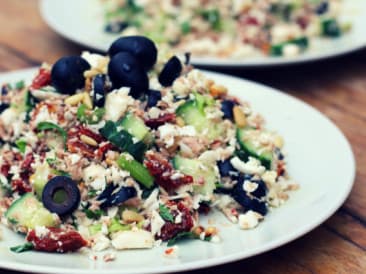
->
26;227;87;253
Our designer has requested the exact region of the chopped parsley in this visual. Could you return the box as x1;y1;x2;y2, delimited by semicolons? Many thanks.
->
159;204;174;222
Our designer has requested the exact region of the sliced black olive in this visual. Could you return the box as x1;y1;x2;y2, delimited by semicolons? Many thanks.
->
105;21;129;33
108;36;157;71
231;177;267;215
184;52;191;65
316;1;328;15
146;89;162;108
250;179;268;199
221;100;235;120
1;85;9;95
0;103;9;114
97;183;117;202
51;56;90;94
99;186;137;208
158;56;182;87
92;74;110;107
108;52;149;99
42;176;81;216
217;159;234;177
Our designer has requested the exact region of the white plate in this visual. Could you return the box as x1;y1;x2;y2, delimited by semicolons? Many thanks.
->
0;68;355;274
40;0;366;67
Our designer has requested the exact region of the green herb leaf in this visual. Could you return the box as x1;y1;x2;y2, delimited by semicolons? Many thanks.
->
87;189;98;198
25;91;37;122
181;21;191;34
76;104;88;123
84;208;104;219
159;204;174;222
10;242;34;253
52;169;71;177
167;232;197;247
15;139;27;153
200;9;221;31
14;80;25;90
36;122;67;147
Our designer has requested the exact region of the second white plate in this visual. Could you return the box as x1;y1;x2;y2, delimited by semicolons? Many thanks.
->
0;68;356;274
40;0;366;67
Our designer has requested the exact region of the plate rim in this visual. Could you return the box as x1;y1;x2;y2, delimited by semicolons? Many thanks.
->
39;0;366;67
0;68;356;274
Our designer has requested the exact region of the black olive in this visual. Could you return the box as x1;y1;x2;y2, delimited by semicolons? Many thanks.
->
108;52;149;99
0;103;9;114
146;89;162;108
1;85;9;95
221;100;235;120
51;56;90;94
250;179;268;199
231;177;267;215
92;74;110;107
316;2;328;15
217;159;234;177
99;186;137;208
184;52;191;65
158;56;182;87
97;183;117;202
42;176;81;216
104;21;129;33
108;36;157;71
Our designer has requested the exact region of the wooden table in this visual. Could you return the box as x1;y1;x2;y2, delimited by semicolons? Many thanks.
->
0;1;365;273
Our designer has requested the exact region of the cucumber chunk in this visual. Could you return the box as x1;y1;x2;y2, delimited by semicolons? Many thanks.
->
120;112;151;142
173;155;217;197
117;153;154;189
176;99;222;141
5;193;59;230
236;128;274;169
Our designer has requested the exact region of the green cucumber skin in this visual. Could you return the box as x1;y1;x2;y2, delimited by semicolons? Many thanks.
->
117;154;154;189
5;193;58;229
172;155;217;197
176;100;222;141
236;128;273;170
120;113;150;141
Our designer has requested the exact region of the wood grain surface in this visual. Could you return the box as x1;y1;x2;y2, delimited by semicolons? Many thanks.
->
0;0;365;273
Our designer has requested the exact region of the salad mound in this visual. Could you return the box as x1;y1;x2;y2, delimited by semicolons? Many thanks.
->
0;36;297;255
102;0;350;58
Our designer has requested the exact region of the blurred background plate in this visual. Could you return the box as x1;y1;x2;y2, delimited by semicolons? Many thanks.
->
40;0;366;67
0;68;355;274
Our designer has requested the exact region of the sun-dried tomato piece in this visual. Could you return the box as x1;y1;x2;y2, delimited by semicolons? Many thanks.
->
30;68;52;90
11;178;32;194
144;152;193;192
0;163;10;177
159;202;194;241
67;140;95;158
27;227;87;253
145;113;176;129
96;142;114;159
21;153;34;170
67;126;106;158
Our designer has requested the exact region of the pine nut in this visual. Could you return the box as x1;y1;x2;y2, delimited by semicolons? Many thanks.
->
83;92;93;109
80;134;98;147
122;210;144;223
210;84;227;97
233;106;247;128
65;93;85;106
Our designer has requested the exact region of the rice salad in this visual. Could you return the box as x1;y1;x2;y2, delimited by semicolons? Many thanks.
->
102;0;350;58
0;36;297;255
